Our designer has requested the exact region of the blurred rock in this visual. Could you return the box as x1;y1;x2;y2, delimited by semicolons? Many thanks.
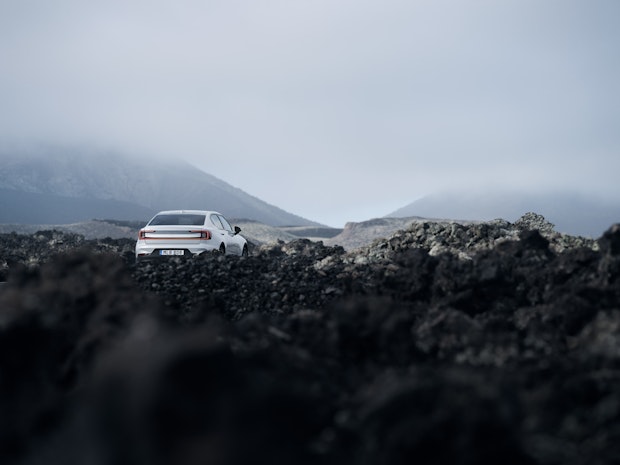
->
1;214;619;465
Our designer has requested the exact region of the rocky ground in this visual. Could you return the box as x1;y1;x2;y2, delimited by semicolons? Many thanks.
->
1;213;620;465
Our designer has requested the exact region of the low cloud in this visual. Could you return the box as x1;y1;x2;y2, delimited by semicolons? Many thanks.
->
1;0;619;226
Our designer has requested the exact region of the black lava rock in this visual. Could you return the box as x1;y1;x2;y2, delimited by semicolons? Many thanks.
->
1;217;620;465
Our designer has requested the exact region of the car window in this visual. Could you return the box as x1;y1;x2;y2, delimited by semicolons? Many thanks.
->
210;214;224;229
218;215;233;232
149;214;206;226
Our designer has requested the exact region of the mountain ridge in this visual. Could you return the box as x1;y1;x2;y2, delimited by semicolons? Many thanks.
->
0;150;321;227
387;188;620;238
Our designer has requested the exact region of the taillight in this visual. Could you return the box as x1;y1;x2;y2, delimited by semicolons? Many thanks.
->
190;230;211;240
138;230;154;240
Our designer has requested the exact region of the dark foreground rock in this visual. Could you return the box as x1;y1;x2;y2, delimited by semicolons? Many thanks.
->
1;215;620;465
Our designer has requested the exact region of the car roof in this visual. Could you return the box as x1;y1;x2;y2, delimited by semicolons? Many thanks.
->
154;210;222;216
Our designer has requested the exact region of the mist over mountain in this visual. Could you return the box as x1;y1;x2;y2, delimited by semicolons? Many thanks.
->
0;149;320;227
388;189;620;238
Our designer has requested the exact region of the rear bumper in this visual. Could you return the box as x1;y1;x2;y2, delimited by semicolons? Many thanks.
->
135;241;220;259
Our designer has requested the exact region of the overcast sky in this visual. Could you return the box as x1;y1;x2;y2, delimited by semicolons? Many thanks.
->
1;1;619;226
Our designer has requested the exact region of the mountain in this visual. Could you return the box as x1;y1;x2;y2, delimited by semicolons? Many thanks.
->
0;149;320;226
0;188;155;224
387;189;620;238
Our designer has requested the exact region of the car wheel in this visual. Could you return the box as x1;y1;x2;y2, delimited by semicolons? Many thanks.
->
242;245;248;257
219;243;226;254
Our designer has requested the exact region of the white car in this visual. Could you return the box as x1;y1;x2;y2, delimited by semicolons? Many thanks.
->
135;210;248;260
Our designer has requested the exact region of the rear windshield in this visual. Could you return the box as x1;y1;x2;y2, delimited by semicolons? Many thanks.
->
148;214;206;226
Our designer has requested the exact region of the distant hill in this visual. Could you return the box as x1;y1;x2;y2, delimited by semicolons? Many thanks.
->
0;150;320;227
280;226;342;240
387;189;620;238
325;217;428;250
0;218;303;245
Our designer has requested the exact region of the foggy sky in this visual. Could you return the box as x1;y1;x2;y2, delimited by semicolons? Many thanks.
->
1;1;619;226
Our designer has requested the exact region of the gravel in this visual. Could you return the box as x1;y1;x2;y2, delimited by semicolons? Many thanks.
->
1;213;619;465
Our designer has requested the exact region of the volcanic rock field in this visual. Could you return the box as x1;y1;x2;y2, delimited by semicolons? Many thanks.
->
1;213;620;465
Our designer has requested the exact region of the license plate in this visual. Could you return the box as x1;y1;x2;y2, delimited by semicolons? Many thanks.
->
160;250;184;256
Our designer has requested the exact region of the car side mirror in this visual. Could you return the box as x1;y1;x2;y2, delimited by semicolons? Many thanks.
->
234;226;242;235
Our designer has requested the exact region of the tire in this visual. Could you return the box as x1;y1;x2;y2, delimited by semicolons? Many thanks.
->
219;243;226;254
242;245;249;257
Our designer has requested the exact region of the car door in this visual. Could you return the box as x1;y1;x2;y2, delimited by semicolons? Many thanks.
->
217;215;241;255
209;214;228;252
209;214;237;254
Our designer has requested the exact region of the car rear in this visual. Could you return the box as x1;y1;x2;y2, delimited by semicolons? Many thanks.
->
135;212;218;259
